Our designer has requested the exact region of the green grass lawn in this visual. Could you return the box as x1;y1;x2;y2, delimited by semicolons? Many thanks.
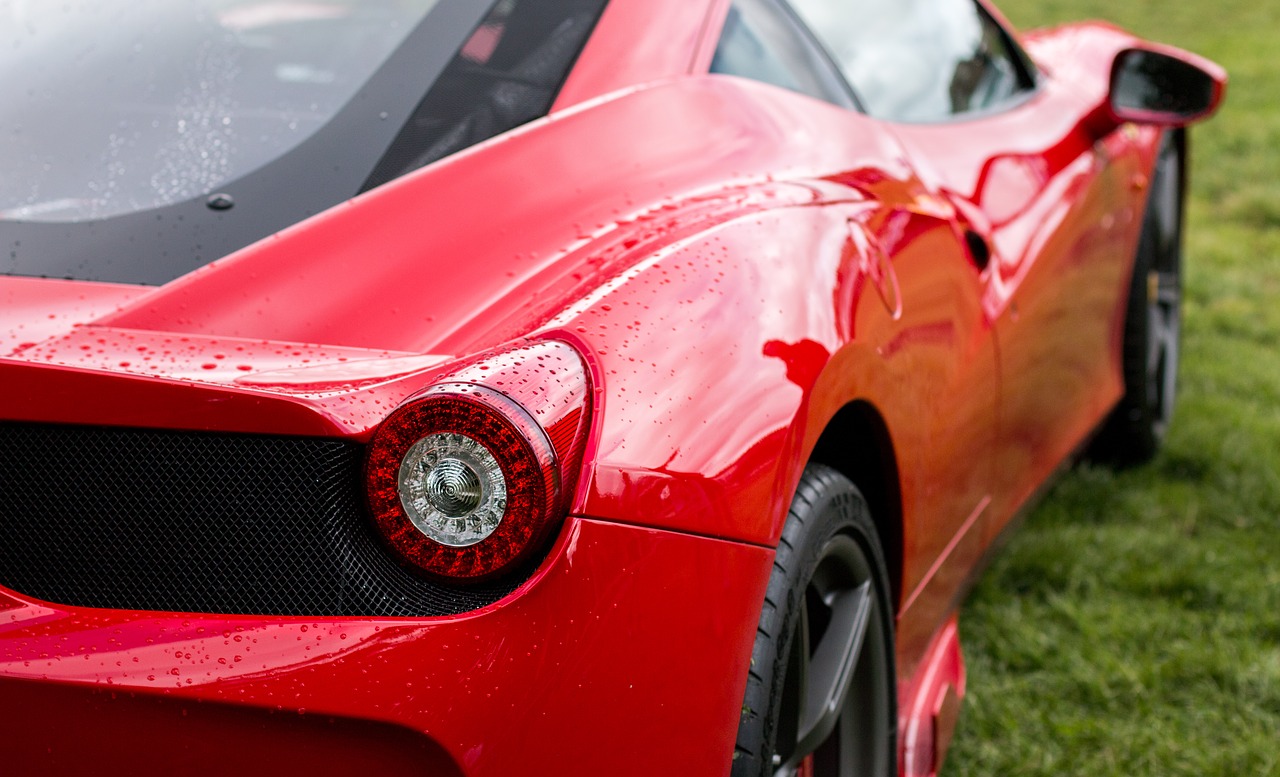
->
944;1;1280;774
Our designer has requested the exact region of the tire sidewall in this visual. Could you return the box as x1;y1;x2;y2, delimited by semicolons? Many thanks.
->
733;464;897;777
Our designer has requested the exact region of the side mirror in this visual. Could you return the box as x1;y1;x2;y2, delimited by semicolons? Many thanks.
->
1109;46;1226;126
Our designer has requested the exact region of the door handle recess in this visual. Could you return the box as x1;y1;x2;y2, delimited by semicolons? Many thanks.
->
964;229;991;272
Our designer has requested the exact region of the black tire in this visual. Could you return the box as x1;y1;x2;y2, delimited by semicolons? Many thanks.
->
732;465;896;777
1090;130;1186;466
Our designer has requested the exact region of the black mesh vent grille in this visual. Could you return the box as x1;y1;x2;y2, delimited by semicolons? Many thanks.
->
0;423;525;617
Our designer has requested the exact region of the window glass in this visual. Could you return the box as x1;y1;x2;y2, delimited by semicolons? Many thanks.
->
363;0;608;188
951;9;1028;113
786;0;1032;122
0;0;441;223
711;0;854;109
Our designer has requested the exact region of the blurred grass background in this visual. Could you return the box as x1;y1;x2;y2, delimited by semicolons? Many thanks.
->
945;1;1280;774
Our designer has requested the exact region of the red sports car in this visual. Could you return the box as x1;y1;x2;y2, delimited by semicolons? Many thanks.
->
0;0;1224;774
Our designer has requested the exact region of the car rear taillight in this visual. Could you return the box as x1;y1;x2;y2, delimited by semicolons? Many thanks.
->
365;340;591;582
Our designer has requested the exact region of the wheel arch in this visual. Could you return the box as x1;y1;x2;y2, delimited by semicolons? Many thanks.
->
807;400;905;611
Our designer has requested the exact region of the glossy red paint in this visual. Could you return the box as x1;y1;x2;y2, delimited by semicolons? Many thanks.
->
0;276;149;356
899;617;966;777
889;55;1146;557
0;518;773;775
0;1;1226;773
553;0;729;111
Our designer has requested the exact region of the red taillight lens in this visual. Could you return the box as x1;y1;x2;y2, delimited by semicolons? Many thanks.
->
366;341;590;582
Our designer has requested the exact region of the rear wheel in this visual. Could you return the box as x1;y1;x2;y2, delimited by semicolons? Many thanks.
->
733;465;896;777
1091;130;1185;466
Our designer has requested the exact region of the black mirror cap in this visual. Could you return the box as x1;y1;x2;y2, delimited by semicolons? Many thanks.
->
1109;45;1227;127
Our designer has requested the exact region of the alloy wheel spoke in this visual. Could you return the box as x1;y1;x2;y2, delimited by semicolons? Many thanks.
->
790;580;874;764
1147;262;1181;422
1159;310;1181;416
1147;307;1166;375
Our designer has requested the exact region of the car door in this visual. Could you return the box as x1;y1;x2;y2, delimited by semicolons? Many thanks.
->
788;0;1136;539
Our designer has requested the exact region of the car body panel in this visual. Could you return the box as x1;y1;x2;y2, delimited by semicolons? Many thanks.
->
0;276;150;356
887;69;1151;544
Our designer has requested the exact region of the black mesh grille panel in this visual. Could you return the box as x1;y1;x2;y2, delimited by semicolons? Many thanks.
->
0;423;527;616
